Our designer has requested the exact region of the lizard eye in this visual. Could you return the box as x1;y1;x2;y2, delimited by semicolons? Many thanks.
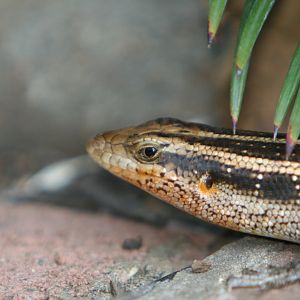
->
136;144;160;163
143;146;158;158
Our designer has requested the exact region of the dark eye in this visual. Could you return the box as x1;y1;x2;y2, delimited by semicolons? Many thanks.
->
144;147;157;158
136;144;160;162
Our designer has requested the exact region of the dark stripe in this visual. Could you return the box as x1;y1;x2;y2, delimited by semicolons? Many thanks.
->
159;152;300;201
185;136;300;163
135;131;300;163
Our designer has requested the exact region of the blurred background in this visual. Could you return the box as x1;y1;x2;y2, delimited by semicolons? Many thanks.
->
0;0;298;212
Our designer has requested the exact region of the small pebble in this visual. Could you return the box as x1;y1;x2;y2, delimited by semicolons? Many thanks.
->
122;236;142;250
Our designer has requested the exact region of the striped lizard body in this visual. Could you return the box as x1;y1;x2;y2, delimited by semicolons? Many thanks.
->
86;118;300;243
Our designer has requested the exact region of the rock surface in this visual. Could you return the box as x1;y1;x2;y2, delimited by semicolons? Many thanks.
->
1;200;299;299
0;201;217;299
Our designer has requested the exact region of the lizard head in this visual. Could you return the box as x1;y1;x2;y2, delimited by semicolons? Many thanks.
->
86;118;215;209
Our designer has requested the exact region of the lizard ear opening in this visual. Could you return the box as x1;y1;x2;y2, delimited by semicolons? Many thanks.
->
203;173;213;189
199;172;216;194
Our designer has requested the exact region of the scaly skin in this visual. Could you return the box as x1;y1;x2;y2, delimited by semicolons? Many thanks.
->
86;118;300;243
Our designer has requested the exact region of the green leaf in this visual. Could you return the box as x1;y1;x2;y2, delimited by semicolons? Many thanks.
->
274;43;300;134
230;0;255;127
286;87;300;158
236;0;275;71
230;61;250;131
208;0;228;46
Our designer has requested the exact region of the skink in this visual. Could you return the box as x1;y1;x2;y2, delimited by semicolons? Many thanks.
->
86;118;300;243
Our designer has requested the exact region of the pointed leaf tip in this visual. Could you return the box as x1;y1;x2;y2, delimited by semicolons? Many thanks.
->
285;139;295;161
286;128;297;160
286;84;300;159
229;0;254;130
232;118;237;135
208;0;228;47
207;31;214;48
273;126;279;141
